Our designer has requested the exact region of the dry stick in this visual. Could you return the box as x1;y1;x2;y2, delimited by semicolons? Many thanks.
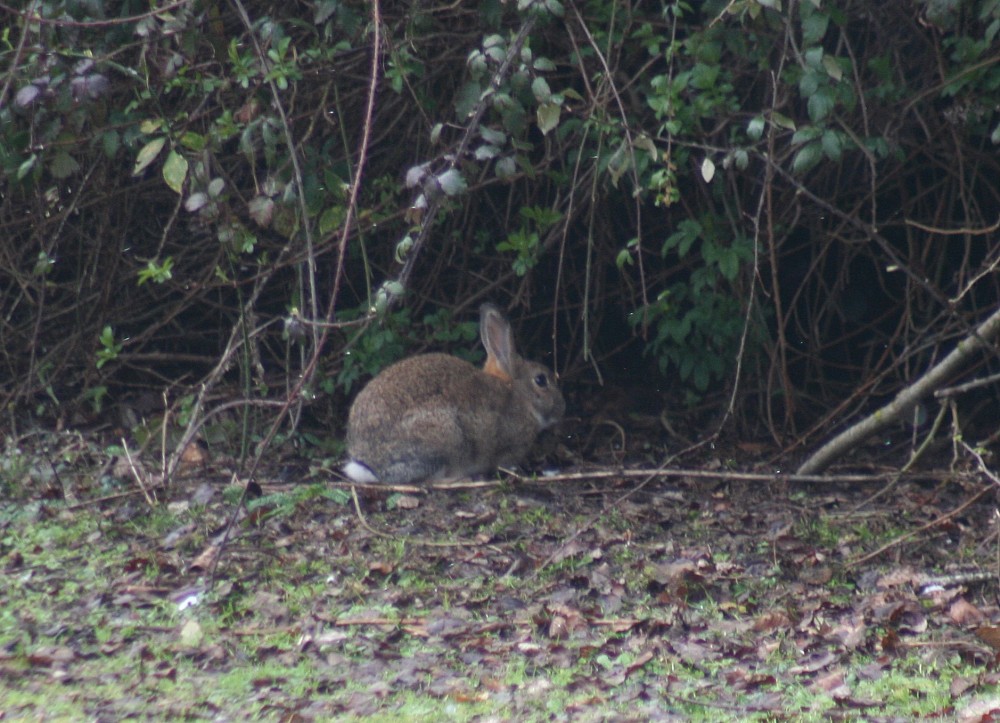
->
121;438;156;507
936;370;1000;398
491;466;919;486
327;466;932;492
719;112;768;433
796;304;1000;475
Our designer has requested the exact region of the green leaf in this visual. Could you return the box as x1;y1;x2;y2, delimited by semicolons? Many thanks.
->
747;115;766;141
718;248;740;281
248;196;274;226
319;205;346;235
799;70;819;96
663;219;702;258
480;126;507;145
807;90;834;122
49;151;80;179
531;76;552;103
495;156;517;179
821;130;843;160
102;131;120;158
802;13;829;44
436;169;467;196
771;112;796;131
137;257;174;285
454;81;482;119
96;325;122;369
822;55;843;82
162;150;188;194
536;102;561;135
178;132;206;151
987;17;1000;44
133;137;166;176
791;126;822;145
315;0;338;23
700;156;716;183
633;134;658;161
792;141;823;174
544;0;564;17
17;153;38;180
394;235;414;263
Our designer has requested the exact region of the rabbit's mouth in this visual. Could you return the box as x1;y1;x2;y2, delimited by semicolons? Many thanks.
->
533;407;563;429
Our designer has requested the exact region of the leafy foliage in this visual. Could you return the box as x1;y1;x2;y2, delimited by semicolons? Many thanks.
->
2;0;1000;448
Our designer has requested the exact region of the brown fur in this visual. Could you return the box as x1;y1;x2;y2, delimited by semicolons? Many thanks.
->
344;305;565;485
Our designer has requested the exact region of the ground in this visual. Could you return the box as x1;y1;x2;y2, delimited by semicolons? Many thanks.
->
2;428;1000;721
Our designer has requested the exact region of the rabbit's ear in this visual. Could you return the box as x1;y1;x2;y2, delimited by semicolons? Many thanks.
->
480;304;515;381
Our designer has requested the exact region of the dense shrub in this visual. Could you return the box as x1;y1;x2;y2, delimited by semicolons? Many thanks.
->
2;0;999;453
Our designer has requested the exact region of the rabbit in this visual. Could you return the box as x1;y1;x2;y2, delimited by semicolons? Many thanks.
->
343;303;565;485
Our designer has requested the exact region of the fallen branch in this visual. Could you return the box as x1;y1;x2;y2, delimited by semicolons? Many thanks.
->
797;305;1000;475
324;466;948;490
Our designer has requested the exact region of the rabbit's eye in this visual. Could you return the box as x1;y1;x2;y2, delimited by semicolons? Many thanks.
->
534;373;548;388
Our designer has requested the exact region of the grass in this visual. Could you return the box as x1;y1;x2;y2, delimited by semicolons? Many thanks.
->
1;440;998;719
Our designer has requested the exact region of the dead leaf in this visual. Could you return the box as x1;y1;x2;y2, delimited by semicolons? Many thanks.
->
368;560;395;575
799;565;833;585
179;619;203;648
828;616;868;649
949;597;986;626
27;646;75;666
546;602;585;639
754;610;794;632
179;441;209;470
881;629;901;653
188;544;221;572
788;649;838;675
876;567;921;588
950;676;976;697
956;698;1000;722
395;494;421;509
975;626;1000;652
810;669;849;696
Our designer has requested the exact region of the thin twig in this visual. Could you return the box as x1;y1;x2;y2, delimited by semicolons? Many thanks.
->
206;0;385;587
122;437;156;508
